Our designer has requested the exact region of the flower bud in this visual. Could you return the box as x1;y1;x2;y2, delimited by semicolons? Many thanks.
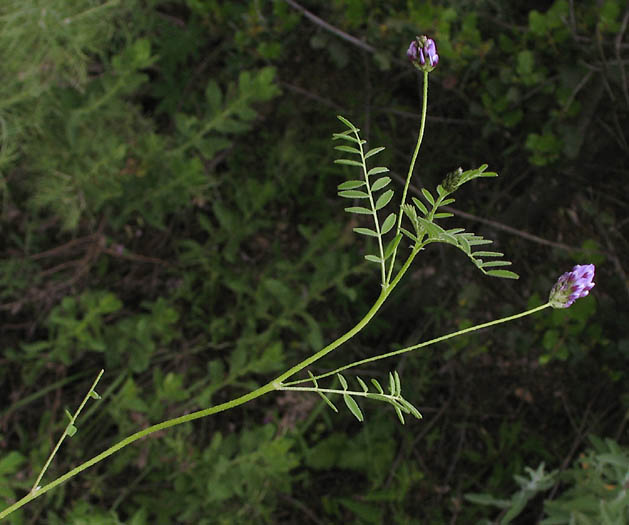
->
441;167;463;193
549;264;596;308
407;35;439;72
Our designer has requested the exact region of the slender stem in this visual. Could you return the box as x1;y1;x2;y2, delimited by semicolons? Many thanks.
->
0;381;277;520
283;303;552;386
386;70;429;285
30;369;104;493
274;245;421;384
0;248;423;521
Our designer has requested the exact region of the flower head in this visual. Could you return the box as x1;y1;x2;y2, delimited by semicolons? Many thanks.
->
407;36;439;72
549;264;596;308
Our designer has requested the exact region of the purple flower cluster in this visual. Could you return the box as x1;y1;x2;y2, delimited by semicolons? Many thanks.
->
549;264;596;308
407;36;439;72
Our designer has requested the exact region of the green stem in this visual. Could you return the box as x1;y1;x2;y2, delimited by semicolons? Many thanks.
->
0;248;422;521
30;370;104;493
386;70;429;285
273;245;421;384
0;381;276;520
283;303;552;386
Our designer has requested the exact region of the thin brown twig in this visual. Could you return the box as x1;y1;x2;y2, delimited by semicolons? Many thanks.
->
598;219;629;301
26;234;98;260
283;0;376;54
615;9;629;108
561;70;593;114
280;81;344;111
283;0;415;72
596;26;616;102
102;248;171;267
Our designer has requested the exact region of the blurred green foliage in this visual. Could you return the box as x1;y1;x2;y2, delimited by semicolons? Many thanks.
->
1;0;627;523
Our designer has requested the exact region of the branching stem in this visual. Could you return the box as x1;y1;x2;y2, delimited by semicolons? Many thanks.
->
30;369;104;494
0;246;422;521
283;303;552;386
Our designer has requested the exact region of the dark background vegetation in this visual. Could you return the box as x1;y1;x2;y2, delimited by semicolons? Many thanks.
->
1;1;628;523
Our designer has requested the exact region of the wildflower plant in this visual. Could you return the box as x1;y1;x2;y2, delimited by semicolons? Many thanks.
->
0;36;597;520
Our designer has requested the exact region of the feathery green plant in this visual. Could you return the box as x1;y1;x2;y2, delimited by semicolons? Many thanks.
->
0;35;596;521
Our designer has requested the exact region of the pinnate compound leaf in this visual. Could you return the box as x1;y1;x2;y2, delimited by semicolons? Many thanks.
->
364;146;385;159
375;189;394;210
367;166;389;176
338;190;369;199
353;227;378;237
345;206;373;215
380;213;396;235
371;177;391;192
343;394;364;422
334;159;363;167
338;180;365;190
